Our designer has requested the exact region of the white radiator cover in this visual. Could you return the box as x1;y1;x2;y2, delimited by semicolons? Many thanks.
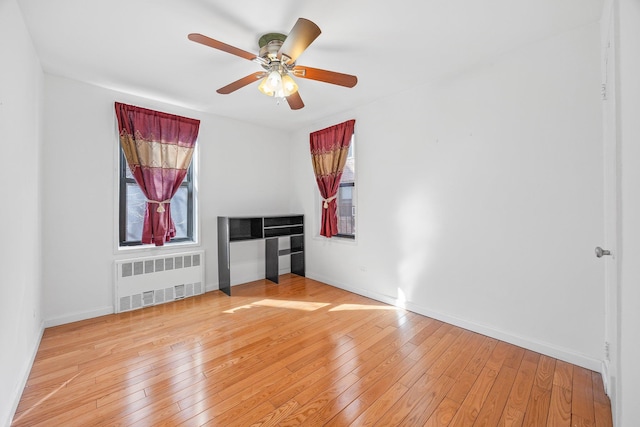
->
115;251;205;313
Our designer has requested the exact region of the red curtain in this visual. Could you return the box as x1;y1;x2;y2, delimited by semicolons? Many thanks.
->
309;119;355;237
115;102;200;246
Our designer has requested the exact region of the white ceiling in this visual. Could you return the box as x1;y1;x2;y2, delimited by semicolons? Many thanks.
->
17;0;604;131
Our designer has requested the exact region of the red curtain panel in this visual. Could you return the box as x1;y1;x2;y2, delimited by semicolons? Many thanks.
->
115;102;200;246
309;119;355;237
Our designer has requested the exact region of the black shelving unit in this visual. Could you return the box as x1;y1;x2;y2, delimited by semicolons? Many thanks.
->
217;215;305;296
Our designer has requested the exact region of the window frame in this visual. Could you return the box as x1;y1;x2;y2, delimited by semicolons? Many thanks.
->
118;148;196;247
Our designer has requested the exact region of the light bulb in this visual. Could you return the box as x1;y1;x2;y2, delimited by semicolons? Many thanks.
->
281;75;298;96
267;70;281;89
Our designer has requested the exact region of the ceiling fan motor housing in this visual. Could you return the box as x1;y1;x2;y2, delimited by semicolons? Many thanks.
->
258;33;286;59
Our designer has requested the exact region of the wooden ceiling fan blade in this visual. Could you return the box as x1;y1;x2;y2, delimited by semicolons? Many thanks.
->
188;33;256;61
216;72;265;94
278;18;321;63
292;66;358;88
286;91;305;110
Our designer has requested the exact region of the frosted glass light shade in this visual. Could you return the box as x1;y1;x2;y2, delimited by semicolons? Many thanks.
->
258;71;298;97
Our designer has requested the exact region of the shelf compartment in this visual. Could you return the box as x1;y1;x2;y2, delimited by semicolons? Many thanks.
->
229;217;263;241
263;215;303;227
264;226;303;238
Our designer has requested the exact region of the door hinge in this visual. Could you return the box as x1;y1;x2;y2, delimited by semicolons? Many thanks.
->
601;83;607;100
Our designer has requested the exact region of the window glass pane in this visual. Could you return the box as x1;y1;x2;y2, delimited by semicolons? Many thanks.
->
171;186;189;238
342;138;355;184
336;135;355;237
337;185;355;236
125;164;134;179
125;184;146;242
125;185;190;242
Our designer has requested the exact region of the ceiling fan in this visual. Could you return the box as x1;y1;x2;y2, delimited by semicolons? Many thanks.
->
188;18;358;110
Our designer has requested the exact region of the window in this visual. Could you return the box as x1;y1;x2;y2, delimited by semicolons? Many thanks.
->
119;149;195;246
336;136;356;238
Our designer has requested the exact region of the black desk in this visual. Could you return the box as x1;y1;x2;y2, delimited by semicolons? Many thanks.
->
217;215;305;295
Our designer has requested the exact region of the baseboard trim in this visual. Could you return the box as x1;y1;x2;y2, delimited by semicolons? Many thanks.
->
7;321;45;427
44;306;114;328
309;272;602;372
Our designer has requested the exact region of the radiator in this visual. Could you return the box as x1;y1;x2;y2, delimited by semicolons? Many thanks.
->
114;250;205;313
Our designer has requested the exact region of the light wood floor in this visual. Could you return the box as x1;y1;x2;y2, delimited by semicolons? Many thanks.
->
13;275;612;426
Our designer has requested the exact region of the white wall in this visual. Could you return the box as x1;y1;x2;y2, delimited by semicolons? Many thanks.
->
0;0;44;425
4;2;629;425
616;0;640;424
292;22;605;370
41;75;292;326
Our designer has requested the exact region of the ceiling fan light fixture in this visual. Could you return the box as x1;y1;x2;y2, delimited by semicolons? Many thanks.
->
258;70;298;98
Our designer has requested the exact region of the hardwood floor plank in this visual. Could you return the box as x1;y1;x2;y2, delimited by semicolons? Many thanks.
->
367;313;432;354
400;326;461;387
350;381;409;426
472;366;518;426
400;374;456;425
248;399;300;427
496;351;539;427
571;414;596;427
299;338;419;425
407;322;455;362
572;366;596;424
279;373;362;426
522;385;552;427
533;354;557;391
371;373;441;426
553;359;574;390
425;396;462;427
11;276;613;427
441;332;486;379
426;329;475;379
449;366;499;427
447;370;480;405
206;399;276;427
319;342;420;425
465;337;499;375
546;384;572;426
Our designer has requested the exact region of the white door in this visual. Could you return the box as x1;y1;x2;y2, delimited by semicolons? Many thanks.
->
599;1;619;402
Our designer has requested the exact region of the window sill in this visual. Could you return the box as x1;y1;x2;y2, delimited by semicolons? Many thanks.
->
312;234;357;245
115;240;200;256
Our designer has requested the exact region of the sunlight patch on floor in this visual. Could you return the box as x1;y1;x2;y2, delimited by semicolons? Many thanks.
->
224;298;331;313
12;372;80;424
